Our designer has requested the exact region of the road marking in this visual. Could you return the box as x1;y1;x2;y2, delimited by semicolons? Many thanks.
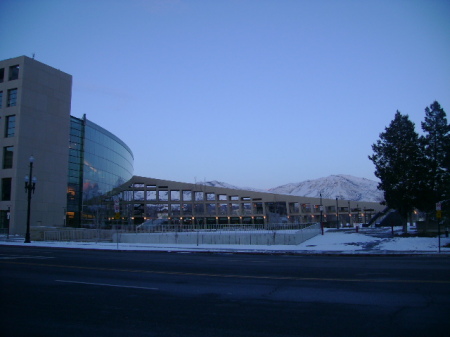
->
2;260;450;285
55;280;159;290
0;254;54;260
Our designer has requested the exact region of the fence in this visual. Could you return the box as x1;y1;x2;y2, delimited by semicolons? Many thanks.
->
114;223;321;246
39;222;321;245
43;229;113;242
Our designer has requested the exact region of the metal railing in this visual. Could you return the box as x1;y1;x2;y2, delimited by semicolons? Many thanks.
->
43;229;113;242
40;223;320;242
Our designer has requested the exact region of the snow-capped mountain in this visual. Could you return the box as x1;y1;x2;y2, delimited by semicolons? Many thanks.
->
197;180;262;192
268;175;384;202
201;175;384;203
197;180;242;189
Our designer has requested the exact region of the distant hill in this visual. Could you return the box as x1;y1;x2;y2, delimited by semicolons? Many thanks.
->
268;174;384;202
201;175;384;203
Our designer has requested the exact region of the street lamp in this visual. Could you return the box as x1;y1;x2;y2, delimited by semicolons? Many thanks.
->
336;197;339;229
24;156;36;243
348;201;351;227
320;193;324;235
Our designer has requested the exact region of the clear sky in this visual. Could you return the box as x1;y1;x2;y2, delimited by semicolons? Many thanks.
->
1;0;449;189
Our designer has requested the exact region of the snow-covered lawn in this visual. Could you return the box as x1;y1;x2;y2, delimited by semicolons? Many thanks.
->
296;230;450;253
1;228;449;254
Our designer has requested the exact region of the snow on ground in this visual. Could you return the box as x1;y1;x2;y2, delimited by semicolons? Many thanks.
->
1;227;449;254
377;237;446;251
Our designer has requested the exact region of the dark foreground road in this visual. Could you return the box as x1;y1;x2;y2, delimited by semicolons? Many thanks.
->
1;245;449;337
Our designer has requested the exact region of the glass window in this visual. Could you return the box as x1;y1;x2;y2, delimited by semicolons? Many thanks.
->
206;193;215;201
134;190;144;201
5;115;15;137
289;202;300;213
243;203;252;215
206;203;216;215
218;194;227;201
1;178;12;201
171;204;181;216
146;204;158;218
182;190;192;201
0;91;3;108
158;204;169;218
219;204;228;215
9;65;19;81
158;190;168;201
194;191;204;201
170;190;180;201
194;203;204;215
3;146;13;169
301;203;311;213
182;203;192;215
7;88;17;107
0;68;4;82
231;203;240;215
253;202;263;214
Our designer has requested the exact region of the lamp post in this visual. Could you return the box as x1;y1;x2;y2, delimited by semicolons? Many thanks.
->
336;197;339;229
320;193;324;235
24;156;36;243
348;201;351;227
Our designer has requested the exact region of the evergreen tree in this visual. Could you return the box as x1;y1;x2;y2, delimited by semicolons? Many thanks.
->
419;101;450;212
369;111;422;231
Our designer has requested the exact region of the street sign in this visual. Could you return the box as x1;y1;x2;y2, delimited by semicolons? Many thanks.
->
436;210;442;219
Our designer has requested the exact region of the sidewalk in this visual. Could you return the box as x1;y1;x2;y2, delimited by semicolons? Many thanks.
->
1;228;449;255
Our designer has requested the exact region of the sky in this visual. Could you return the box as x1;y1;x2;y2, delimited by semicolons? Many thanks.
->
1;0;449;190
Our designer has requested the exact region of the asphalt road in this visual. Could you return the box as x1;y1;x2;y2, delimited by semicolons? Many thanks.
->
1;245;449;337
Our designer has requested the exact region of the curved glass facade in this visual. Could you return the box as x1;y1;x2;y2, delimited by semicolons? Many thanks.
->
67;115;134;226
83;119;134;200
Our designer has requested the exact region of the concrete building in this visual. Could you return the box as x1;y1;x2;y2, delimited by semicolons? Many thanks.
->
0;56;134;235
0;56;72;235
0;56;384;237
105;176;384;228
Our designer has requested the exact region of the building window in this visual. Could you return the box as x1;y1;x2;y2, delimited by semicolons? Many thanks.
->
170;190;180;201
0;68;4;83
146;190;156;201
158;190;168;201
182;190;192;201
0;91;3;108
3;146;13;169
7;89;17;107
1;178;12;201
9;65;19;81
5;115;15;137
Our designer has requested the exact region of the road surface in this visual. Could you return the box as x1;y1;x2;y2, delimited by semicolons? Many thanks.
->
1;245;449;336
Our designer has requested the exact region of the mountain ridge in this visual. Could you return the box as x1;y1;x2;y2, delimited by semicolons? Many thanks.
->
268;174;384;202
200;175;383;203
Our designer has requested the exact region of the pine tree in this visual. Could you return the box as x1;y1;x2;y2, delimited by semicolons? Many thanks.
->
419;101;450;218
369;111;422;232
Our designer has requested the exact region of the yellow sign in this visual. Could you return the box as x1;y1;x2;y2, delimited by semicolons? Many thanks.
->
114;212;121;220
436;210;442;219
